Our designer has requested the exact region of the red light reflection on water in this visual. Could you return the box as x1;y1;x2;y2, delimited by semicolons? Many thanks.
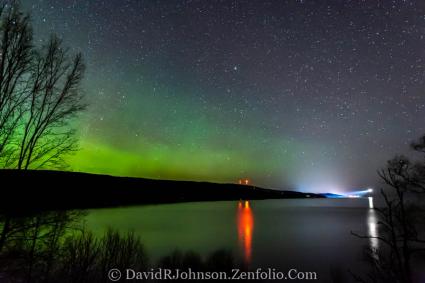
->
237;200;254;265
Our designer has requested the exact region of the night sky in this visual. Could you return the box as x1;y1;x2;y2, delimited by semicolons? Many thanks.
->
21;0;425;192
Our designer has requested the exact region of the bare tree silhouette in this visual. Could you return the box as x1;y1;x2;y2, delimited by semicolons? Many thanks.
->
0;2;33;167
16;35;85;170
352;135;425;283
0;3;86;170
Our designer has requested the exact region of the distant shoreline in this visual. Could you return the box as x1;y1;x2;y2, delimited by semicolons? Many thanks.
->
0;169;323;214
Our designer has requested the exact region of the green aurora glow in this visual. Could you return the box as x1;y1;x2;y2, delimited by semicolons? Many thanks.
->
21;1;425;192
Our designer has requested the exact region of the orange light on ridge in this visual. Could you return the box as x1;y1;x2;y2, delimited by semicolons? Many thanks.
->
237;178;251;185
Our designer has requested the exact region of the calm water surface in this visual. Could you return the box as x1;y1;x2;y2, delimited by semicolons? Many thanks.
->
84;198;376;282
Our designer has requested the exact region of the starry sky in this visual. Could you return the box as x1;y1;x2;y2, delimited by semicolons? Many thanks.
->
21;0;425;192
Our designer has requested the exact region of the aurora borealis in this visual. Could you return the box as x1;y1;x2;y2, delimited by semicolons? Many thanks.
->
21;1;425;192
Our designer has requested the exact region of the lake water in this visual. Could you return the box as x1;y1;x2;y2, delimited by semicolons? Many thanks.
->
84;198;377;282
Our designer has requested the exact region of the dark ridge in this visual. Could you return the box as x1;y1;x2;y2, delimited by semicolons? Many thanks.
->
0;169;322;213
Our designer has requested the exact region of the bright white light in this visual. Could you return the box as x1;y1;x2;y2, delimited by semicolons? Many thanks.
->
341;188;373;198
347;194;360;198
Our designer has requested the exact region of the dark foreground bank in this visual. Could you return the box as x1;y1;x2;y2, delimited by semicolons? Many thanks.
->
0;170;322;213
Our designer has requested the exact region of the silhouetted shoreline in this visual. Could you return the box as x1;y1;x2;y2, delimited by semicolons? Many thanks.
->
0;170;322;213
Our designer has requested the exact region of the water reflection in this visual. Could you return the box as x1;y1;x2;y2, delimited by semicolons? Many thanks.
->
0;211;238;283
368;196;374;209
237;200;254;266
367;197;379;252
